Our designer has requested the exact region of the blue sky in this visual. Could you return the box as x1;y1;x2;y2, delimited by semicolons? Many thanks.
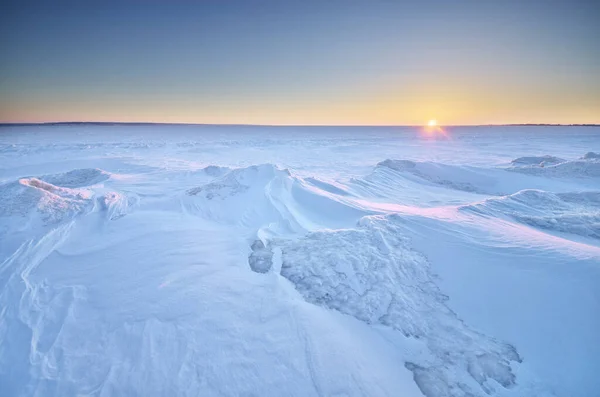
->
1;0;598;124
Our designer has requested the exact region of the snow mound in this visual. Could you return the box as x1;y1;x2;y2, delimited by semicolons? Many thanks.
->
0;178;93;254
275;214;523;397
510;160;600;177
461;189;600;240
510;155;565;167
97;191;139;220
582;152;600;160
201;165;231;177
0;178;91;222
184;164;369;230
372;159;502;195
39;168;111;187
186;164;276;199
508;156;600;178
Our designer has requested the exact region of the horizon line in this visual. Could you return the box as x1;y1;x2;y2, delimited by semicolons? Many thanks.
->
1;121;599;128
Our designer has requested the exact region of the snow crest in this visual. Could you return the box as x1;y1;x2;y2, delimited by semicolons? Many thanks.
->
461;189;600;240
375;159;492;193
39;168;111;188
0;178;92;222
582;152;600;160
97;191;139;220
184;163;370;230
508;154;600;178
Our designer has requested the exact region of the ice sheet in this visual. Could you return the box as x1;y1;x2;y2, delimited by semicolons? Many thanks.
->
1;124;598;397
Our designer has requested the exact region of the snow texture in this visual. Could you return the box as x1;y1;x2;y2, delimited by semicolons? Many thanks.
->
0;124;598;397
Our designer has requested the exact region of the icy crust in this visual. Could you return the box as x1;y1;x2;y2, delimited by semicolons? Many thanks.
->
461;190;600;239
275;215;524;397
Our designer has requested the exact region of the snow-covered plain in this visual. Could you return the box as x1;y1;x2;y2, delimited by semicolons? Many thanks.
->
0;124;598;397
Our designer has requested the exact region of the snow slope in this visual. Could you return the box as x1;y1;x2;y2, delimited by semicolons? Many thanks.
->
0;124;598;397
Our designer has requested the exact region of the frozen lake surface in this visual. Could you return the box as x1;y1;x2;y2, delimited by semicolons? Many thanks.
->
1;124;599;397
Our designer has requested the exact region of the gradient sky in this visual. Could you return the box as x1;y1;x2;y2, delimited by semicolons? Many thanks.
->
1;0;598;125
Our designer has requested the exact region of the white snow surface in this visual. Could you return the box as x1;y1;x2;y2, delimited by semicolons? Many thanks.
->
0;124;599;397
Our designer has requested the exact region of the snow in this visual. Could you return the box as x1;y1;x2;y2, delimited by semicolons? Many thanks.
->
0;124;599;397
582;152;600;160
510;155;565;167
277;215;524;396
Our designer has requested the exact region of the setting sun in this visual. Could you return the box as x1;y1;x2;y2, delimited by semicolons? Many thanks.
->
422;118;447;137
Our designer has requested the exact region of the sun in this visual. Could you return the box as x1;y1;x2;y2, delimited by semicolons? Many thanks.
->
422;119;447;137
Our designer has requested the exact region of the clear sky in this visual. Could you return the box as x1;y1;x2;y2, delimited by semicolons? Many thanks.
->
1;0;598;125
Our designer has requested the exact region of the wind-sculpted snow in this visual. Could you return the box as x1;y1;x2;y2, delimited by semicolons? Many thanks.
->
305;176;352;196
357;157;600;205
39;168;111;188
0;174;139;262
352;159;535;199
201;164;231;177
508;155;600;178
582;152;600;160
275;215;528;397
0;178;92;239
510;155;565;167
0;125;598;397
97;191;139;220
0;223;77;397
376;159;490;193
184;163;370;230
461;190;600;240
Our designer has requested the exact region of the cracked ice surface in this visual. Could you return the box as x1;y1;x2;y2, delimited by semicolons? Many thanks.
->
276;215;530;397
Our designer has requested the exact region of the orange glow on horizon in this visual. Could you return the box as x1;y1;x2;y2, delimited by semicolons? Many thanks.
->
422;120;448;138
1;89;599;125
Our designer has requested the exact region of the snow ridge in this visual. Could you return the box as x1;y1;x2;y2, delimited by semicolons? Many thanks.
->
508;154;600;178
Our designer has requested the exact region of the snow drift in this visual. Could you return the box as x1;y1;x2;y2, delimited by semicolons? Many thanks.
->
461;189;600;240
39;168;111;188
184;163;370;231
1;125;598;397
508;154;600;178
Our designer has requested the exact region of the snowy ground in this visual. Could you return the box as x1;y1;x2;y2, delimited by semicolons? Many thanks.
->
0;124;598;397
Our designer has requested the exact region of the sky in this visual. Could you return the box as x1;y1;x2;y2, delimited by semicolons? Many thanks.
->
0;0;599;125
